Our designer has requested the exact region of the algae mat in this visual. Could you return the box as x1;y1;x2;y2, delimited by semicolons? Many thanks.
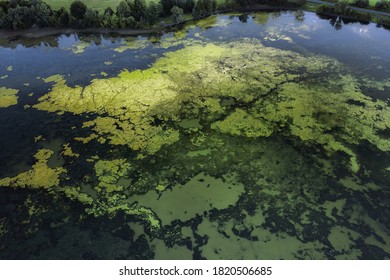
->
0;12;389;259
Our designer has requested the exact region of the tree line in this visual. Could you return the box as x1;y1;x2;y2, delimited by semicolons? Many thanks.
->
3;0;356;30
0;0;218;29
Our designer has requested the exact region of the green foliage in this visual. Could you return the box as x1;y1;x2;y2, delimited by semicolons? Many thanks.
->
193;0;217;18
0;0;56;29
84;8;100;27
55;7;70;27
375;0;390;11
116;0;132;18
171;5;184;23
353;0;369;8
146;1;160;25
104;7;114;16
335;1;350;13
317;1;372;22
233;0;300;6
161;0;195;15
133;0;147;21
0;0;211;29
119;14;136;28
70;0;87;20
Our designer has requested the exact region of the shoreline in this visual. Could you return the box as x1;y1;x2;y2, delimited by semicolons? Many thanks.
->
0;27;165;39
1;3;389;40
0;5;295;40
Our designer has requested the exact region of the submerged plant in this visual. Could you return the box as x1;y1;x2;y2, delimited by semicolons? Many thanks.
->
0;87;19;108
0;149;66;189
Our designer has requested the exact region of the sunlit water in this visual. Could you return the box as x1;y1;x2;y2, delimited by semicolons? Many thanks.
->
0;11;389;259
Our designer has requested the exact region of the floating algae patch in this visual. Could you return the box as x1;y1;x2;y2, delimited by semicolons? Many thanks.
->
129;173;244;226
0;87;19;108
361;77;390;91
258;12;321;42
0;149;66;190
114;38;150;53
252;12;270;26
42;74;64;84
182;15;231;33
94;159;132;193
153;35;200;49
32;39;390;168
67;41;91;54
211;109;273;138
33;43;229;155
61;143;80;158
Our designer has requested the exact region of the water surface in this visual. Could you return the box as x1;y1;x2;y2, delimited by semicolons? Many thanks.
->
0;11;389;259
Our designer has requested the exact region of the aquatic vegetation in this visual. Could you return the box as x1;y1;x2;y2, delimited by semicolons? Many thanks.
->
43;74;64;84
263;28;293;42
0;87;19;108
129;172;245;225
94;159;132;193
34;135;45;142
152;35;200;49
155;184;167;193
183;15;231;32
114;38;150;53
253;12;270;25
67;41;91;54
0;149;66;189
211;109;273;138
361;77;390;91
61;143;80;158
82;193;161;231
63;187;94;205
248;79;390;172
2;13;390;259
33;39;390;173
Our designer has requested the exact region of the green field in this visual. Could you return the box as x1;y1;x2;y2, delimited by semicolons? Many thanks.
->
45;0;226;12
327;0;381;7
347;0;381;5
45;0;158;12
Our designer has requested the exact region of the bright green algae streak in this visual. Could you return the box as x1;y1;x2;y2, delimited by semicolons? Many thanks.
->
1;25;390;259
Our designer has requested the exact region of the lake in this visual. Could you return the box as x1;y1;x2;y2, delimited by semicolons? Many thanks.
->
0;11;389;259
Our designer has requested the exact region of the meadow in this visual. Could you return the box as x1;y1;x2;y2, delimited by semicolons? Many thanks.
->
45;0;227;12
45;0;158;12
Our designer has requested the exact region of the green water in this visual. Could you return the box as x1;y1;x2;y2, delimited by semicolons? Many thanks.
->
0;11;389;259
